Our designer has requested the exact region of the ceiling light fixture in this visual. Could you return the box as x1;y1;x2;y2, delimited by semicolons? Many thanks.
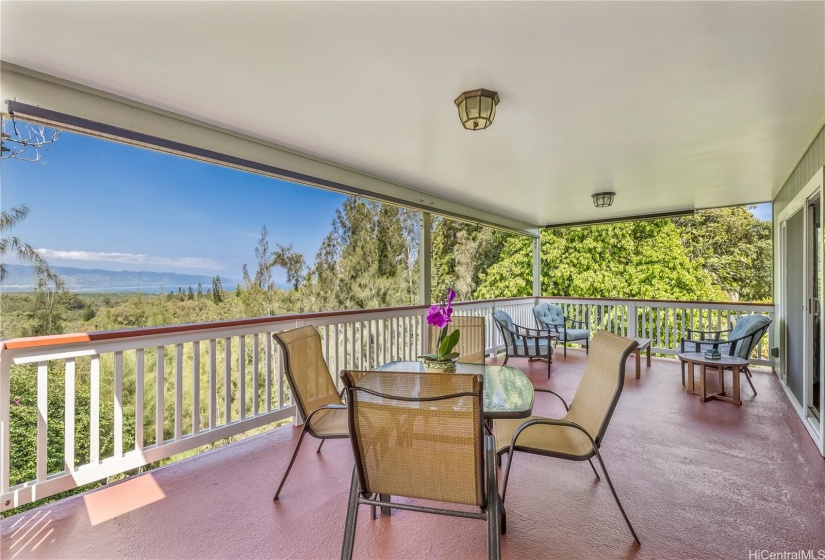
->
592;192;616;208
454;89;499;131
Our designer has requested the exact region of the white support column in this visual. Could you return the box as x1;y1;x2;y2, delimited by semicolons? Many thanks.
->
419;212;432;355
532;235;542;298
419;212;432;305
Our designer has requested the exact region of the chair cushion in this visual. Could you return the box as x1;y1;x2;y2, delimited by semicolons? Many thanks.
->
564;328;591;342
494;416;593;458
728;315;771;359
493;310;515;332
523;341;553;357
533;302;565;328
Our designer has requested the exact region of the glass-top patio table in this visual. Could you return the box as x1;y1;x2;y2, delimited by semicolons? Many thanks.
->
375;361;535;419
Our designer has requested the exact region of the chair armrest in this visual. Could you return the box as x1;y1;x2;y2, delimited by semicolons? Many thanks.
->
564;317;589;328
686;327;732;341
507;418;598;454
513;323;557;339
719;330;768;357
680;338;720;352
534;388;569;411
303;403;348;430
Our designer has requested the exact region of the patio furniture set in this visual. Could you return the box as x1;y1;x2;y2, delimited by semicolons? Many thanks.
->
270;306;770;558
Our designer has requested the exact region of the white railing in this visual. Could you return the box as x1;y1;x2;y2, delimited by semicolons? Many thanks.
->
0;297;532;512
543;297;775;366
0;296;773;511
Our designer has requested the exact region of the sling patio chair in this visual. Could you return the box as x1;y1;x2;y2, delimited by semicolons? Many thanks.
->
679;314;772;395
340;369;502;560
494;331;641;545
492;309;556;377
272;325;349;500
533;302;591;357
428;314;487;364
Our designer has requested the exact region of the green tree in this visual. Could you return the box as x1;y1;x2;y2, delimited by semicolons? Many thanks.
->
0;205;61;287
254;226;274;290
432;218;514;301
271;244;306;290
477;220;726;301
675;206;772;301
212;276;224;304
197;282;204;299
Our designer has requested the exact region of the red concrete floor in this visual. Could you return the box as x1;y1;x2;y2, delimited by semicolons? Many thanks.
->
2;351;824;560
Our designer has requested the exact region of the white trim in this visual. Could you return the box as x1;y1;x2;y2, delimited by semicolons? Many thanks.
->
777;168;824;223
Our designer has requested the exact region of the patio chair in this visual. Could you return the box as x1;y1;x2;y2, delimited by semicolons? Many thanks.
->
428;315;486;364
494;331;640;545
340;369;501;560
679;314;772;395
533;302;591;357
492;309;555;377
272;325;349;500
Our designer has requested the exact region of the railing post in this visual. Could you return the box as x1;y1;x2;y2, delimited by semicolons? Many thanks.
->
532;235;541;298
419;212;432;307
419;212;432;356
628;301;638;338
0;353;10;502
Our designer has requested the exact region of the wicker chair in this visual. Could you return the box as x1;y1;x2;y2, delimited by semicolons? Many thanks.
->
340;369;501;560
494;331;641;545
272;325;349;500
492;310;555;377
428;315;486;364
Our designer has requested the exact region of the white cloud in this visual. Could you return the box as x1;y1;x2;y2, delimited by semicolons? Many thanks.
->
37;249;220;270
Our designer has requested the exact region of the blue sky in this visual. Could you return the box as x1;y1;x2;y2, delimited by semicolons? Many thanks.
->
2;127;774;284
2;128;346;283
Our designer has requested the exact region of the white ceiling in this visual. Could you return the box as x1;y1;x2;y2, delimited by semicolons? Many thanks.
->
2;1;824;227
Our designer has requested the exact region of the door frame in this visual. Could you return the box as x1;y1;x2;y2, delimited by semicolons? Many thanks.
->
777;166;825;455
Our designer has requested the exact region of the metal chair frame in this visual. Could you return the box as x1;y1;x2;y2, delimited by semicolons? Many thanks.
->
492;311;556;377
272;327;349;500
498;336;641;545
679;319;772;395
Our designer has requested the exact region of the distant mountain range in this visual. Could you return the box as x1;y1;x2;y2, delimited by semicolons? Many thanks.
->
1;264;242;294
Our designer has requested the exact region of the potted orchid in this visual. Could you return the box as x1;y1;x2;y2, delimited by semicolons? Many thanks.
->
419;288;461;372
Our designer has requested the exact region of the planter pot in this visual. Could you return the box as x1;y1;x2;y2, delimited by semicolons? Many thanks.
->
421;358;458;373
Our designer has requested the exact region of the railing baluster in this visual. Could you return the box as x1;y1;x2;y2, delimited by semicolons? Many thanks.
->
91;354;100;463
175;344;183;440
278;351;285;409
224;337;232;425
37;362;48;482
65;358;76;472
252;335;259;417
238;336;246;421
135;349;144;452
156;347;164;447
266;334;273;412
193;341;200;434
209;339;217;429
114;351;123;458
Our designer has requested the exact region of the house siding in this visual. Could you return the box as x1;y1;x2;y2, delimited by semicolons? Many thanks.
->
774;123;825;217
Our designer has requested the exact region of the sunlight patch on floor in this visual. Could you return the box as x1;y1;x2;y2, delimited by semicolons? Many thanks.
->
83;473;165;526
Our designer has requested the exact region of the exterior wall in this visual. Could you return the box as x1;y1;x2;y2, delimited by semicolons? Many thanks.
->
774;124;825;218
